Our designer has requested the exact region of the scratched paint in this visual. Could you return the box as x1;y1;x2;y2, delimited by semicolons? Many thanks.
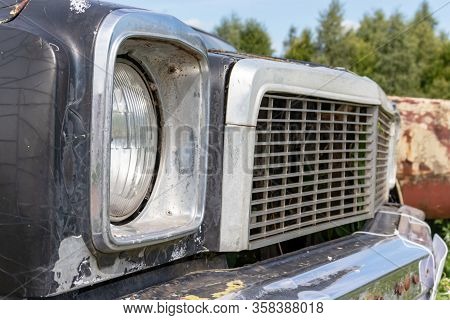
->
391;96;450;219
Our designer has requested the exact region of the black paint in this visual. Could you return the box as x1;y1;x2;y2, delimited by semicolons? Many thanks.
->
0;0;232;298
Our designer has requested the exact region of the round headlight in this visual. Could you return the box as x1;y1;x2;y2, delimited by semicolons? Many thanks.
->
109;62;159;222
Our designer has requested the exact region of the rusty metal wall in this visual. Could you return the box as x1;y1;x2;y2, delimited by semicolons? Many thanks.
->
391;96;450;219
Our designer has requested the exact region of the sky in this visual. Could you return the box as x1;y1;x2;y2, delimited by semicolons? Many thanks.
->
114;0;450;55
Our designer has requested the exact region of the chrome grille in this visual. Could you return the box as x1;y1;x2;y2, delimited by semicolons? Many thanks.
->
375;109;392;210
250;94;377;249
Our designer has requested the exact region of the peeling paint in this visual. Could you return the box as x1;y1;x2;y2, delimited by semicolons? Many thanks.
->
392;96;450;170
70;0;91;14
397;124;449;175
52;236;146;293
171;242;188;260
0;0;29;24
182;295;209;300
212;280;245;299
71;257;92;288
391;96;450;219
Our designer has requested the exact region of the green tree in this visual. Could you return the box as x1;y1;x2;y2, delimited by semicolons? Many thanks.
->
315;0;346;66
240;19;274;56
356;11;419;96
214;13;243;49
284;1;448;97
283;26;298;51
426;39;450;99
357;10;389;45
336;30;375;75
409;1;441;96
214;14;273;56
313;0;368;70
284;28;315;61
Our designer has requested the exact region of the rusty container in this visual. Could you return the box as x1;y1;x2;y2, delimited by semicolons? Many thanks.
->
391;96;450;219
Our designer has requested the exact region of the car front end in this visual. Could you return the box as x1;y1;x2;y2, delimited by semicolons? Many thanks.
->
0;0;446;299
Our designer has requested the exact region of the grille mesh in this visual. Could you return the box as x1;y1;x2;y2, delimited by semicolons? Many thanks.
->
250;94;378;248
374;109;393;210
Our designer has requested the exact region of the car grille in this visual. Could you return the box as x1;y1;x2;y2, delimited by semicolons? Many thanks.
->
250;94;380;249
374;108;393;210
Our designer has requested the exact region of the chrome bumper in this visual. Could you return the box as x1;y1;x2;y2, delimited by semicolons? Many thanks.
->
126;205;448;300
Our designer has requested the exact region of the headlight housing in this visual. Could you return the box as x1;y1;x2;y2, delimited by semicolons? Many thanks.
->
109;62;159;222
90;10;209;253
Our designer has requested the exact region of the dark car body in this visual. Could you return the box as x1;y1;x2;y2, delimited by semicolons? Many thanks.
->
0;0;446;299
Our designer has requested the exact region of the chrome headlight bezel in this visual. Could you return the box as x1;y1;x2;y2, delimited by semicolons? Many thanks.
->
90;9;210;252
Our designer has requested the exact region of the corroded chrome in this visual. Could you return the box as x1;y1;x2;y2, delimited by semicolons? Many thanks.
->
90;9;210;252
220;58;399;251
375;108;394;210
249;95;377;249
126;205;448;300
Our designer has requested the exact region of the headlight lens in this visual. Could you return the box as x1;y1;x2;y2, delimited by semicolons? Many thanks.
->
109;62;158;222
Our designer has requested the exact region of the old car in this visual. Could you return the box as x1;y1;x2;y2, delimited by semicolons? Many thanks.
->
0;0;447;299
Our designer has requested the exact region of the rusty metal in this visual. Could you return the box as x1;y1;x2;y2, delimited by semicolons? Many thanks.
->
0;0;29;24
391;96;450;219
122;206;442;300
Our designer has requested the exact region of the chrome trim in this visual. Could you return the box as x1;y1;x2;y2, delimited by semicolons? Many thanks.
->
375;108;394;209
90;9;210;252
387;110;401;190
375;105;401;206
127;205;448;300
248;94;377;249
225;59;393;127
221;125;255;250
220;58;397;251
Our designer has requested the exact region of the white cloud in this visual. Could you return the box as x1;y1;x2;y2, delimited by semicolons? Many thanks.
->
342;20;360;32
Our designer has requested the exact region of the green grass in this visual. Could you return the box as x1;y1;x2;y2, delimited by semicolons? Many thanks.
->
437;277;450;300
430;219;450;300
